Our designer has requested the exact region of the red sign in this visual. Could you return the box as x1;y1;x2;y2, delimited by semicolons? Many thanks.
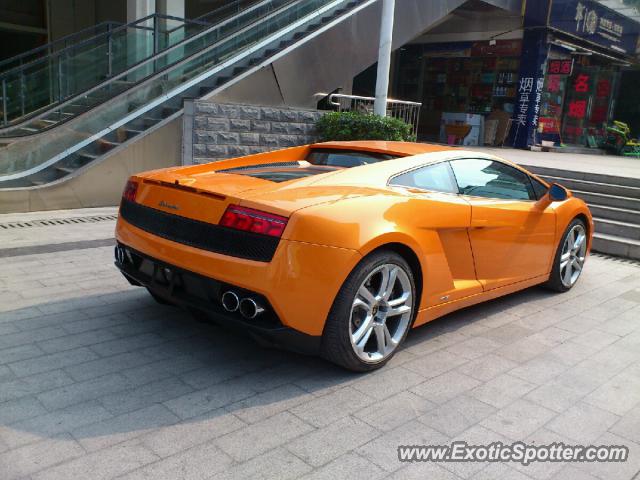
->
548;59;574;75
596;79;611;97
539;117;559;133
568;100;588;118
573;74;590;93
547;75;562;93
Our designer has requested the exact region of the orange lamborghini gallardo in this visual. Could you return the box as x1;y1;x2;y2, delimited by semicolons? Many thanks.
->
115;141;593;371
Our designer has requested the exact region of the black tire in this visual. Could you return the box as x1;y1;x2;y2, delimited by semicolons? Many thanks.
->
321;250;416;372
147;288;175;306
544;218;587;293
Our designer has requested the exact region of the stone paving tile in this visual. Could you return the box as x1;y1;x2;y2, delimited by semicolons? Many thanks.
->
210;447;313;480
36;372;142;411
215;411;314;462
574;431;640;480
163;377;257;420
354;391;435;432
0;396;47;424
351;365;425;400
8;346;100;377
299;452;386;480
226;383;313;424
31;440;160;480
117;441;233;480
0;228;639;479
411;370;481;404
0;433;85;480
444;424;512;478
418;395;496;438
479;399;556;441
289;386;375;428
472;463;533;480
390;462;463;480
71;404;180;452
3;400;113;449
286;415;379;467
403;349;470;379
456;353;518;381
357;420;448;473
584;371;640;416
467;373;537;409
545;402;620;443
139;409;245;458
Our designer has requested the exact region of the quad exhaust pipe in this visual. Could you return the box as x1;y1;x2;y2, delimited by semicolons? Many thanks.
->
221;291;240;312
221;291;264;319
239;297;265;319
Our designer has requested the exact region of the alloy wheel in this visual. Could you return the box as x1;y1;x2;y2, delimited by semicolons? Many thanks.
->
560;223;587;288
349;263;413;363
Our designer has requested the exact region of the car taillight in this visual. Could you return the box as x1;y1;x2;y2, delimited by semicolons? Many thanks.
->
220;204;288;238
122;180;138;203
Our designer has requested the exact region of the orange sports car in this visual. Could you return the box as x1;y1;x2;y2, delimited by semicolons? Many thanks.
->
115;141;593;371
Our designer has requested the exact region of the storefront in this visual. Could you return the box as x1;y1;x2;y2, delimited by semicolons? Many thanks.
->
510;0;640;149
395;39;522;145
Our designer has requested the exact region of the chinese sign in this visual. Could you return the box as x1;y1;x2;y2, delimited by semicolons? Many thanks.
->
510;29;547;149
547;59;574;75
549;0;640;55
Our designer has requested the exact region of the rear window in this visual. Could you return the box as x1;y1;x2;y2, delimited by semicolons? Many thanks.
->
306;148;398;167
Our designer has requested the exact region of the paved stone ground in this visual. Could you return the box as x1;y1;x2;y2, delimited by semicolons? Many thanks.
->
1;209;640;480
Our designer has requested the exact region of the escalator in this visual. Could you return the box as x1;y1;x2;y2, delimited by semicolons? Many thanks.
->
0;0;521;201
0;0;265;136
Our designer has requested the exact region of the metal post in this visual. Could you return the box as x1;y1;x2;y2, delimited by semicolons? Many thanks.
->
374;0;395;117
20;72;26;117
107;23;113;77
153;16;160;55
2;79;7;126
58;57;64;102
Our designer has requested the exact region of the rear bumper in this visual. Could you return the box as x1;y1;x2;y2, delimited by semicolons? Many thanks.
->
115;243;322;355
116;215;362;337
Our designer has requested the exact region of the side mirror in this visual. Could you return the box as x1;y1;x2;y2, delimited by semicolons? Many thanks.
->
548;183;568;202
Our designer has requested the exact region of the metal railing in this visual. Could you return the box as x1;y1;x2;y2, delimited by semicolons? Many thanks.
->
0;21;123;74
0;0;268;128
326;93;421;135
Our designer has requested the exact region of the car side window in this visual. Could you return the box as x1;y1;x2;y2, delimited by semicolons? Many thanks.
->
390;162;458;194
531;177;549;200
450;159;536;201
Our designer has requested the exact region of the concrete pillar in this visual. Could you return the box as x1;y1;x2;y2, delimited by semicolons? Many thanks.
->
127;0;155;24
374;0;395;117
126;0;155;68
156;0;185;19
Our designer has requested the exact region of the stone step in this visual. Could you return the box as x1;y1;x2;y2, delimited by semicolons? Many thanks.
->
573;190;640;211
523;164;640;189
594;217;640;241
592;232;640;260
538;175;640;199
589;204;640;225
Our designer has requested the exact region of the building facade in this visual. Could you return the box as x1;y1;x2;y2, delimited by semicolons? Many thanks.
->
389;0;640;149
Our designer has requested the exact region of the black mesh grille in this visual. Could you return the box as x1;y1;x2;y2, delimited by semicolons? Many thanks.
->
120;199;280;262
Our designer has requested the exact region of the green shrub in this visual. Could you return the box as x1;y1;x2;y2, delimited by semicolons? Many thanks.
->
315;111;416;142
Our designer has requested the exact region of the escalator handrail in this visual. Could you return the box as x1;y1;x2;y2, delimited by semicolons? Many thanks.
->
0;21;122;73
0;0;363;182
0;0;284;135
0;0;260;77
0;14;209;81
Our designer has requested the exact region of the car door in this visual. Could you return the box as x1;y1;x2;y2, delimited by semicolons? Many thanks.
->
389;161;483;305
449;158;557;291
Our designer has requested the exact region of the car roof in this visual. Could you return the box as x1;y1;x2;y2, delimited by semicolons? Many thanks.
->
311;141;458;157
